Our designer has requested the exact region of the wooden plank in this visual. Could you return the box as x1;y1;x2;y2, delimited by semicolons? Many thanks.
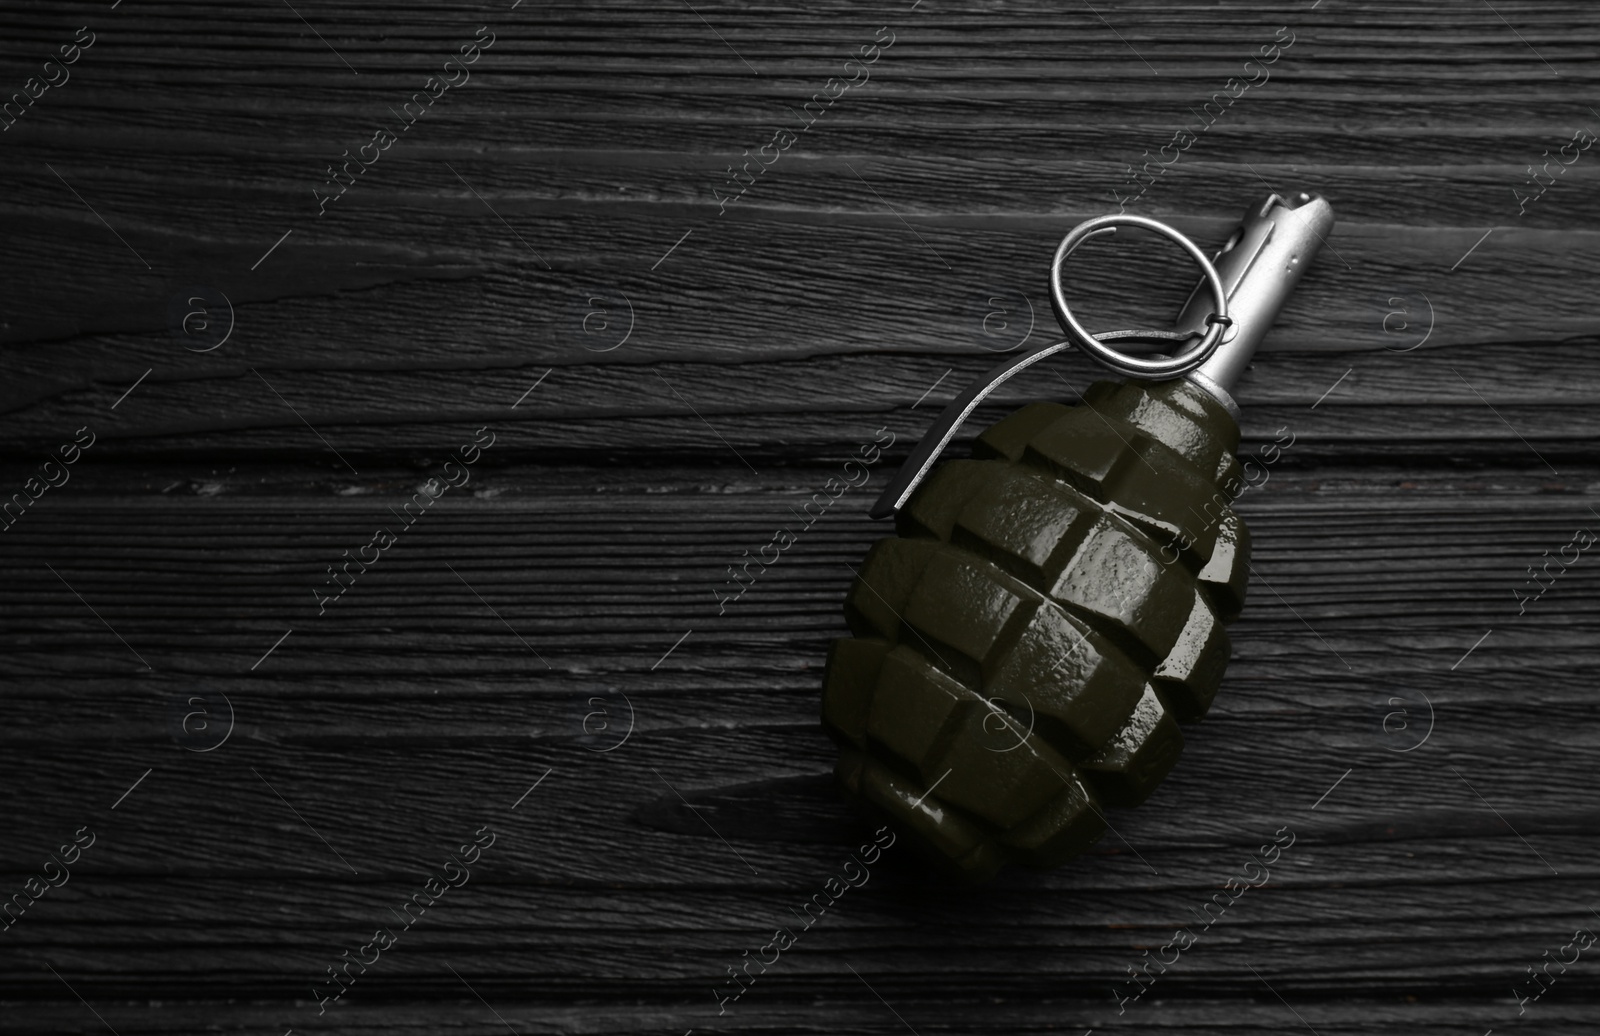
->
3;343;1599;464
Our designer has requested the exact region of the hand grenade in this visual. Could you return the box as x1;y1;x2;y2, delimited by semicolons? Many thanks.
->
821;193;1334;880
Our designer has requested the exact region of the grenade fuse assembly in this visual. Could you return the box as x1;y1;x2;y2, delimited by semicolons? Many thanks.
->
821;193;1334;880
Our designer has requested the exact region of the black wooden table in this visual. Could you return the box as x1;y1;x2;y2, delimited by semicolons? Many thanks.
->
4;2;1599;1033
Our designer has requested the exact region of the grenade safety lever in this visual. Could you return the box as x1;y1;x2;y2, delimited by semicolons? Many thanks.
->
871;191;1334;519
824;192;1334;880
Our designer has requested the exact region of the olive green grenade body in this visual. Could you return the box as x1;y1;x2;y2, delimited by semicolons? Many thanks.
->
821;379;1247;880
820;192;1334;880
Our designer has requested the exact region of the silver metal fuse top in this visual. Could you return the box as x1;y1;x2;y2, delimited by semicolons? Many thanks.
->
1178;191;1335;416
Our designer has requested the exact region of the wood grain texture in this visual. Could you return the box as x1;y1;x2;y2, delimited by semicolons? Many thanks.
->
2;1;1599;1034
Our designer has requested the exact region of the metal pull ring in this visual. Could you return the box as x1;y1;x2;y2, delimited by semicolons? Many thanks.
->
1049;213;1231;379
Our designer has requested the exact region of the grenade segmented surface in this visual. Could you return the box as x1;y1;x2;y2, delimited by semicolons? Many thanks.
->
822;378;1251;880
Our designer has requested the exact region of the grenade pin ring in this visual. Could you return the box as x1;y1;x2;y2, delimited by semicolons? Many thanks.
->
870;212;1232;520
1049;213;1232;379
